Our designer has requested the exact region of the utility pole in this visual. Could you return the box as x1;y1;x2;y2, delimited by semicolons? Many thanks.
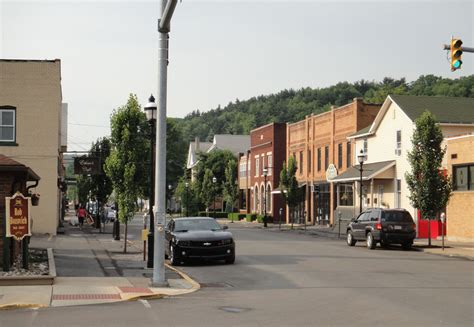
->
152;0;178;287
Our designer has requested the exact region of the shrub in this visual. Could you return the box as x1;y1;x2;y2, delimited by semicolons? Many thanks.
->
245;214;256;222
228;213;245;221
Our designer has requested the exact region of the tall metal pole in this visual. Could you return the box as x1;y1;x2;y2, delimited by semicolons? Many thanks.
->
359;162;363;214
147;120;155;268
152;0;168;287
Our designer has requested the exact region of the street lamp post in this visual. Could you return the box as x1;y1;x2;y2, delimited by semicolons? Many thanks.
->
262;167;268;228
212;177;217;218
357;149;366;214
144;95;157;269
168;184;172;217
184;182;189;217
153;0;178;287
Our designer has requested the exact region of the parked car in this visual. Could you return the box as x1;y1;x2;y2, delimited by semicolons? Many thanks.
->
346;208;416;250
165;217;235;265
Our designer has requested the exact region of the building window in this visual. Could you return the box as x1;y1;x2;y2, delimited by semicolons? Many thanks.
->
395;130;401;156
308;150;311;173
0;107;16;143
338;143;343;169
363;138;368;156
396;179;401;208
267;154;273;176
324;146;329;170
255;157;259;177
338;184;354;206
346;141;351;168
299;151;303;175
239;162;247;178
317;148;321;172
454;164;474;191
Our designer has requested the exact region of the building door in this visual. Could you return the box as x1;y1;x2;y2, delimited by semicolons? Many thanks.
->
315;183;330;225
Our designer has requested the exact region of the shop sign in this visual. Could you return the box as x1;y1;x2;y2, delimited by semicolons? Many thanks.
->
326;164;338;182
5;192;32;241
74;156;101;175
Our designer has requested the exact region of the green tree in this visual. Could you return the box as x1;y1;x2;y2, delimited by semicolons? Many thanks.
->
174;178;200;216
105;94;149;253
89;137;113;226
279;156;304;229
201;169;218;216
223;160;239;213
405;111;452;247
77;174;92;206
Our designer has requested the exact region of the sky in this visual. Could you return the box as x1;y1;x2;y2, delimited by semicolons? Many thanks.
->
1;0;473;151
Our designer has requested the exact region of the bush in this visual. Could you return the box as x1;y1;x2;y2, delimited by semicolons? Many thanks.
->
198;211;228;218
256;215;274;223
228;213;245;221
245;214;256;222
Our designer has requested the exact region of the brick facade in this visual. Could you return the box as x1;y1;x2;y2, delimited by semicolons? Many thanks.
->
247;123;287;221
287;98;381;225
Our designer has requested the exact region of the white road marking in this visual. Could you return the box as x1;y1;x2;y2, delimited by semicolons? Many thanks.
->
139;299;151;308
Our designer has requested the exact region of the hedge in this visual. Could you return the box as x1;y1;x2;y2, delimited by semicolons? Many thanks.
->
228;213;246;221
198;211;228;219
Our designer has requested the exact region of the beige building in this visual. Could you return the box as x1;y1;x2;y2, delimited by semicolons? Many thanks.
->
0;59;66;234
446;134;474;242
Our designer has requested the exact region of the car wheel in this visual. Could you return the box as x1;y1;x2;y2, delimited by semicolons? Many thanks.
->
169;244;179;266
366;232;376;250
225;254;235;264
402;241;413;250
347;231;356;246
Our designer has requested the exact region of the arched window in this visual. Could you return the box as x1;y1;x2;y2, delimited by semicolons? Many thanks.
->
266;183;272;214
260;184;265;215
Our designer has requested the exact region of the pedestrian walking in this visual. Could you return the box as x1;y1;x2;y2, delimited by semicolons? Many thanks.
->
77;204;87;228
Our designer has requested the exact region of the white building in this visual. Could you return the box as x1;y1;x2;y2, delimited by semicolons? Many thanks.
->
332;95;474;234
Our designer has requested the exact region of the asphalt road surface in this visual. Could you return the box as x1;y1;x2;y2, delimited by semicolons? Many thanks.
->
2;222;473;326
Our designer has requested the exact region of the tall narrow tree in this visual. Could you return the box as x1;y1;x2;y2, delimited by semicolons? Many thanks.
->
279;156;303;229
223;159;239;213
405;111;452;247
105;94;149;253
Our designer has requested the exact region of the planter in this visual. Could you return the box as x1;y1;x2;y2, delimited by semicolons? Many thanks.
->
31;195;40;206
0;248;56;286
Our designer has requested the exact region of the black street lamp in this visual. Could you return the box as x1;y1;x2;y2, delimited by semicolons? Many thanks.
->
144;94;157;269
212;176;217;218
262;167;268;227
168;184;172;217
184;182;189;217
357;149;366;214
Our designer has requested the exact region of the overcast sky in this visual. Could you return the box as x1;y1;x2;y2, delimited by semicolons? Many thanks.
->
1;0;473;151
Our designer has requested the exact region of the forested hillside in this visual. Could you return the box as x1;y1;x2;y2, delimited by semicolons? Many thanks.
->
176;75;474;143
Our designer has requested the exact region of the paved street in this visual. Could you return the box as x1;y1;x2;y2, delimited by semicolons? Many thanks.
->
1;222;473;326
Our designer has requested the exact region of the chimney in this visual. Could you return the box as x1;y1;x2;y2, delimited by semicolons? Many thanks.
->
195;137;200;151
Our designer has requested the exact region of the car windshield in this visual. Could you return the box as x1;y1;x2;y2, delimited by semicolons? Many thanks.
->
174;219;222;232
381;211;414;223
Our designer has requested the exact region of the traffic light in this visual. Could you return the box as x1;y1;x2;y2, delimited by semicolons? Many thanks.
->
450;38;463;71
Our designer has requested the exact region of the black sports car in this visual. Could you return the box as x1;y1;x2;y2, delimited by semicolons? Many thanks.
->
165;217;235;265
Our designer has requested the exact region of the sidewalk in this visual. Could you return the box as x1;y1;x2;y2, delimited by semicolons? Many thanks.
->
222;219;474;260
0;213;200;310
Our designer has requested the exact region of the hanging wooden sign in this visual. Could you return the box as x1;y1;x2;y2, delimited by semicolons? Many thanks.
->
5;192;32;241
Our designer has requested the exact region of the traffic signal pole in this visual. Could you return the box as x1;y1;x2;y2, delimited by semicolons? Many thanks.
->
443;44;474;53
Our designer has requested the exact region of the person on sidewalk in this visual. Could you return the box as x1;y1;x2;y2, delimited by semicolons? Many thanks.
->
77;205;87;228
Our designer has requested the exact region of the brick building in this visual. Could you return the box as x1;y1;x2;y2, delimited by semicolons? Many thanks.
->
287;98;381;225
237;123;287;220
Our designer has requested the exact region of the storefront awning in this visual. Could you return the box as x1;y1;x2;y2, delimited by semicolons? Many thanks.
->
330;160;396;183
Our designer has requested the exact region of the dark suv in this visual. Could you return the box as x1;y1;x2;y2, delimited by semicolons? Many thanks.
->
346;208;416;250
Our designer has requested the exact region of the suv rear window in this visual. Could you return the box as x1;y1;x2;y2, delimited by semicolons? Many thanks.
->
381;211;414;223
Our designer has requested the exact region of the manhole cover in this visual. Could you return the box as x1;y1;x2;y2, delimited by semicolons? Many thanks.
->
219;306;250;313
201;282;233;288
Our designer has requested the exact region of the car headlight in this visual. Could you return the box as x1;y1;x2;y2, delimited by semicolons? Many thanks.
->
221;239;233;245
177;240;190;246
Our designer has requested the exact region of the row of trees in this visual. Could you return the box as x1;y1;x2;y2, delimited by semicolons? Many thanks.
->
178;75;474;143
73;94;186;252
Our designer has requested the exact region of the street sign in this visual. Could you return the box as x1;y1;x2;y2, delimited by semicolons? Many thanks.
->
326;164;338;182
74;156;102;175
5;192;32;241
